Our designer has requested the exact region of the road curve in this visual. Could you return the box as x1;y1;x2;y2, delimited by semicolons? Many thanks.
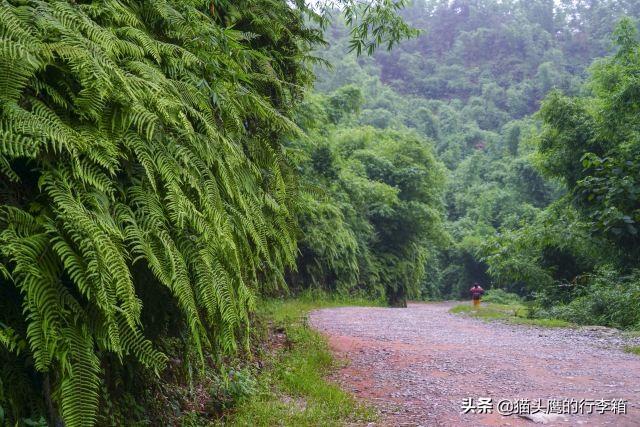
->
309;302;640;426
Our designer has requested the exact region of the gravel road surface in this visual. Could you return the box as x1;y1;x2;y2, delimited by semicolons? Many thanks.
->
309;302;640;426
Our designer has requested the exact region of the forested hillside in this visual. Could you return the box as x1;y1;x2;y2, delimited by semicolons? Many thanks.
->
308;0;640;310
2;0;640;425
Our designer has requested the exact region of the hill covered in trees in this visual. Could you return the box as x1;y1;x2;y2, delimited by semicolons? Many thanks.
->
305;0;640;308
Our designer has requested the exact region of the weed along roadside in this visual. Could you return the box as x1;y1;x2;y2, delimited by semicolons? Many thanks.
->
450;303;573;328
220;296;380;426
449;289;640;331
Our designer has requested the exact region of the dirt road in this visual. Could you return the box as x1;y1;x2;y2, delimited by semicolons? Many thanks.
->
309;302;640;426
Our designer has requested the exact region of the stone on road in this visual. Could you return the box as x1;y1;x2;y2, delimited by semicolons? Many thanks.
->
309;302;640;426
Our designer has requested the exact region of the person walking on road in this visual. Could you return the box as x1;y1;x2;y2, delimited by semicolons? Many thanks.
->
470;283;484;308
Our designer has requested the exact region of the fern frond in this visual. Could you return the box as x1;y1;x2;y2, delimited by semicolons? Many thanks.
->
0;0;311;422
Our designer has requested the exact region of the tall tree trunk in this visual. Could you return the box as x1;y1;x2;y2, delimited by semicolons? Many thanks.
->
387;286;407;308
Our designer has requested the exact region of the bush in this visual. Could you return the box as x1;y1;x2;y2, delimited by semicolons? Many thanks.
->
544;268;640;329
481;289;523;305
207;367;257;415
0;1;311;424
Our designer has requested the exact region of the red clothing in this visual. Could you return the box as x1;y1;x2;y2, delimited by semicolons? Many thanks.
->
470;286;484;300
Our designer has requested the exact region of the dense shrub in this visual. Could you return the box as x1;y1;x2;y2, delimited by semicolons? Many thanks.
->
289;117;446;306
207;367;257;414
0;1;313;424
0;0;419;423
481;289;523;305
543;268;640;329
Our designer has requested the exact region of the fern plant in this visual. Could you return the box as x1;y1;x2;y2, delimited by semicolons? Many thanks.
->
0;0;418;423
0;0;315;424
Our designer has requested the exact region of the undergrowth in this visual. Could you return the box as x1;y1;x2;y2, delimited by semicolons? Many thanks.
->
451;295;573;328
624;345;640;356
217;292;381;426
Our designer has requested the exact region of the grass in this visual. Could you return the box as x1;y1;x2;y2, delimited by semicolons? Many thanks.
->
450;302;573;328
221;293;381;426
624;345;640;356
622;330;640;338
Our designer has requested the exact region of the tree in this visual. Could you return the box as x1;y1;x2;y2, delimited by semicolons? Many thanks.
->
536;18;640;255
333;127;446;306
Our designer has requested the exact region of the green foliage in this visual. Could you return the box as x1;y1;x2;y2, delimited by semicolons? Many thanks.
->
225;296;377;426
313;0;629;299
5;0;640;422
310;1;640;332
542;267;640;329
482;204;608;297
312;0;419;56
208;367;256;413
536;18;640;254
624;345;640;356
307;0;640;332
0;0;421;422
0;0;321;424
450;303;525;319
481;289;522;305
289;93;446;305
327;85;364;123
450;302;572;328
